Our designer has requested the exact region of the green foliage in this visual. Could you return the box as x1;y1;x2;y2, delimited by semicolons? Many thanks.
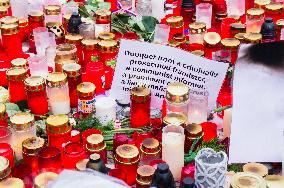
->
196;138;226;153
228;164;242;172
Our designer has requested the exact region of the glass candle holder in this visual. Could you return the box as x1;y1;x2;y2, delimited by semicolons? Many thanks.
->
226;0;245;16
220;38;240;64
95;96;116;125
34;172;58;188
154;24;170;45
136;0;152;16
11;164;33;188
63;142;86;169
188;91;208;124
46;72;71;115
203;32;221;60
0;143;14;168
79;23;95;39
114;144;140;185
65;34;84;67
184;123;203;153
162;125;185;181
0;156;11;181
10;112;36;160
62;63;82;108
38;147;62;173
1;23;22;55
0;178;25;188
113;133;128;154
44;5;62;25
246;8;265;33
28;11;45;34
0;104;8;127
136;165;155;188
76;82;96;116
140;138;161;165
24;76;49;116
221;18;237;39
163;112;188;127
130;87;151;128
85;62;105;95
166;16;184;40
165;82;189;117
276;19;284;41
11;58;28;69
86;134;107;164
54;44;78;72
46;114;72;150
265;3;283;23
188;22;206;45
196;3;212;29
94;9;111;37
27;55;48;78
81;39;100;70
19;18;28;42
6;67;28;103
243;32;262;44
81;128;102;147
22;136;45;174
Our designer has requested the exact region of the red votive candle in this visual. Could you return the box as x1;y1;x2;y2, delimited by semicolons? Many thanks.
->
114;144;140;185
28;11;44;34
105;0;118;11
85;61;105;95
63;63;82;108
95;9;111;34
0;103;8;127
136;165;155;188
24;76;49;117
0;143;14;168
22;137;45;174
38;147;62;173
19;18;28;42
11;164;34;188
65;34;84;68
0;7;8;19
221;18;237;39
265;3;283;23
203;32;221;60
200;122;217;141
130;87;151;128
220;38;240;64
6;67;28;103
123;32;139;40
140;138;161;165
0;156;11;181
213;12;227;34
81;39;100;70
1;23;22;55
77;82;96;116
181;163;195;181
184;124;203;154
113;133;128;154
63;142;86;169
108;168;128;183
166;16;184;41
81;128;102;147
46;114;72;150
86;134;107;164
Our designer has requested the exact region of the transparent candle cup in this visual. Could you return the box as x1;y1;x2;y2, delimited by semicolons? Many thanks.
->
196;3;213;29
63;142;86;169
154;24;170;45
0;126;12;143
79;23;95;39
38;147;62;173
27;55;48;78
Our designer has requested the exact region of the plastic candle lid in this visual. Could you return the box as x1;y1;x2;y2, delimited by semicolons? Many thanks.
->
163;113;188;127
81;39;100;50
136;165;155;185
185;123;203;138
34;172;58;188
44;5;61;15
114;144;140;164
28;11;44;22
221;38;240;48
166;82;189;103
11;58;28;68
98;40;118;53
62;63;81;78
0;178;24;188
265;3;283;12
189;22;206;34
141;138;160;154
46;72;68;87
0;156;10;180
265;175;284;188
10;112;34;131
255;0;270;7
244;33;262;44
77;82;96;98
65;34;83;43
191;50;205;57
46;114;70;134
0;16;18;25
230;172;266;188
6;67;28;81
24;76;46;92
86;134;106;151
247;8;265;18
243;163;268;177
130;86;151;102
204;32;221;45
166;16;184;28
95;9;111;19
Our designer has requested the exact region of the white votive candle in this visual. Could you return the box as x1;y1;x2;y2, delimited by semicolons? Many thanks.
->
95;96;116;125
162;125;185;181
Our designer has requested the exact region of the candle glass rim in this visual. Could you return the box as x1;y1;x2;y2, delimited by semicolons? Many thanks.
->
63;142;84;156
162;125;184;134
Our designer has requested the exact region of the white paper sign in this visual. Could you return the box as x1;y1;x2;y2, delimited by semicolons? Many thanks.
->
110;40;229;110
229;45;284;163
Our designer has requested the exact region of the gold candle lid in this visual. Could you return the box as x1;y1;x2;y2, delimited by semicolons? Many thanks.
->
0;0;10;7
77;82;96;98
166;16;184;28
98;39;118;53
24;76;46;92
46;114;71;134
141;138;160;154
163;112;188;127
0;16;18;25
166;82;189;104
45;21;62;28
76;159;89;171
0;103;6;120
10;112;34;131
62;63;81;78
136;165;155;186
11;58;28;69
34;172;58;188
189;22;206;34
168;39;180;48
204;32;221;46
221;38;240;49
46;72;67;87
247;8;265;19
95;9;111;21
243;163;268;177
22;137;45;156
244;33;262;44
98;32;115;41
0;156;10;180
28;11;44;22
65;34;83;44
234;33;246;42
227;15;241;22
130;86;151;103
114;144;140;165
6;67;28;81
86;134;106;152
185;123;203;139
44;5;61;15
191;50;205;57
265;3;283;13
173;33;186;44
255;0;270;8
0;6;8;17
265;175;284;188
231;172;266;188
230;23;246;33
1;23;18;35
0;178;25;188
19;18;28;27
215;12;228;22
276;19;284;27
81;39;100;51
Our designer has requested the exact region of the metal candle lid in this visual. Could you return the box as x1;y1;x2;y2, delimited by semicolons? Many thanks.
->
130;86;151;103
204;32;221;46
230;172;266;188
22;137;45;156
265;3;283;14
77;82;96;98
10;112;34;131
244;33;262;44
1;23;18;35
247;8;265;20
265;175;284;188
0;103;6;120
0;156;10;180
255;0;270;8
46;114;71;134
98;39;118;53
34;172;58;188
46;72;68;87
6;67;28;81
28;11;44;22
95;9;111;20
44;5;61;15
19;18;28;28
86;134;106;152
65;34;83;44
0;16;18;25
243;163;268;177
0;178;25;188
98;32;115;41
234;33;246;43
11;58;28;69
141;138;161;154
81;39;100;51
24;76;46;92
230;23;246;33
166;82;189;104
114;144;140;165
62;63;82;78
221;38;240;49
0;0;10;7
163;112;188;127
215;12;228;22
166;16;184;28
185;123;203;138
136;165;155;186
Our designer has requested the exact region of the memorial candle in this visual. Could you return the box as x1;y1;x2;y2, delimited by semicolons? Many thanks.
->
11;58;28;69
220;38;240;64
34;172;58;188
94;9;111;37
65;34;84;68
140;138;161;165
188;22;206;45
44;5;62;25
203;32;221;60
38;147;62;173
136;165;155;188
166;16;184;41
86;134;107;164
162;125;185;181
63;142;86;169
81;39;100;68
0;143;14;168
95;96;116;125
1;23;22;56
0;156;11;181
246;8;265;33
54;44;78;72
76;82;96;116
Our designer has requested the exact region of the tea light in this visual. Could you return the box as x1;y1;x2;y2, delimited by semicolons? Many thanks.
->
95;96;116;125
34;172;58;188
